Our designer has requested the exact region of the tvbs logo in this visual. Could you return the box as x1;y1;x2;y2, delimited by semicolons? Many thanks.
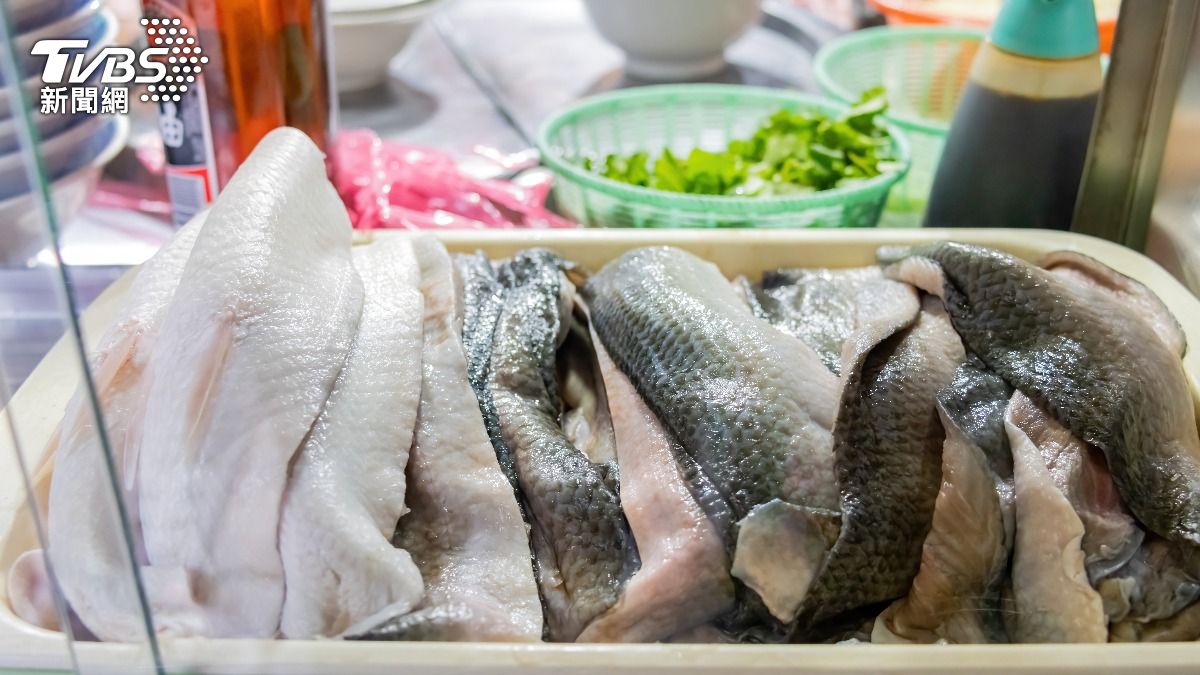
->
34;18;206;115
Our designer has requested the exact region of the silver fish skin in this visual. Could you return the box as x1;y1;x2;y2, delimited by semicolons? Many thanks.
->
876;359;1015;644
489;249;635;641
743;267;916;375
586;246;840;519
585;247;840;625
872;403;1011;644
795;297;965;630
881;241;1200;546
455;252;514;489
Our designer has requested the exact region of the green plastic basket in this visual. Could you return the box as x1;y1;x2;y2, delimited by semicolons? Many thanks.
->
815;26;984;227
536;85;910;229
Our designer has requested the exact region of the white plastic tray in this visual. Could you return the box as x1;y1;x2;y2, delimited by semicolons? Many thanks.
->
2;228;1199;674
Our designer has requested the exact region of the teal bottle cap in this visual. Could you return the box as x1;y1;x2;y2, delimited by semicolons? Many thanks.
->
991;0;1100;59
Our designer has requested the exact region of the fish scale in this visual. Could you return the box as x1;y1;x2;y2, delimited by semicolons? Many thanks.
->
587;249;838;517
796;299;965;630
586;246;840;627
883;242;1200;545
488;250;634;641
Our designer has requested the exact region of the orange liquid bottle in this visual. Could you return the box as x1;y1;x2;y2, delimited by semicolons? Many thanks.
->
141;0;331;226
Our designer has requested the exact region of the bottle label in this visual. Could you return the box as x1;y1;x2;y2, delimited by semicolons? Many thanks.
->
142;1;218;227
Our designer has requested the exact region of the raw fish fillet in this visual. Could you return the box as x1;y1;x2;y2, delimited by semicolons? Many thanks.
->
739;266;917;374
586;247;840;626
278;238;426;638
11;215;203;641
882;242;1200;545
795;297;964;631
486;250;634;641
350;236;541;642
873;406;1010;644
577;331;734;642
1042;250;1186;357
137;128;364;637
1005;392;1106;643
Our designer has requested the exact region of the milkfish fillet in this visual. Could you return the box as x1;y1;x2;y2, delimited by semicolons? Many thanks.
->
874;361;1014;644
1005;392;1107;643
485;249;635;641
739;267;918;374
137;128;364;637
455;252;516;491
576;331;735;642
881;242;1200;545
586;247;840;625
277;238;426;638
873;407;1010;644
795;296;965;631
8;215;204;641
349;237;541;642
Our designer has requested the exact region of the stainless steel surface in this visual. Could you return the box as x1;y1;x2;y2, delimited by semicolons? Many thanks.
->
1073;0;1200;250
1148;4;1200;294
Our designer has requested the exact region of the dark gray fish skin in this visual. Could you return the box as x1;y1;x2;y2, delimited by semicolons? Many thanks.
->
455;252;515;488
585;247;840;521
931;360;1015;642
669;435;736;545
938;359;1014;482
586;247;840;630
796;299;965;630
345;604;476;642
881;241;1200;546
488;250;635;642
745;267;910;375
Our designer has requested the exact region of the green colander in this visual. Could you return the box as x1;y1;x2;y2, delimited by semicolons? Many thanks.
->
536;84;910;229
815;26;984;227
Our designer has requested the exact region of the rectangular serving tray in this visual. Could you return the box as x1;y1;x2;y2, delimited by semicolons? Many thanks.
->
2;228;1198;674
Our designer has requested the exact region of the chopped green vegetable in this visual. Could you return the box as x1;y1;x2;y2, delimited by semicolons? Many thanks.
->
589;87;895;197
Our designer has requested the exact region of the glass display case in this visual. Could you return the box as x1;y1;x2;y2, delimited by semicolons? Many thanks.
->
0;5;162;672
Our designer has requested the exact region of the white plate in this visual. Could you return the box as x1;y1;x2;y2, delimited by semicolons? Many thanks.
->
2;228;1199;673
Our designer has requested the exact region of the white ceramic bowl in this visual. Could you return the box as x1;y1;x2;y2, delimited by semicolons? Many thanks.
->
582;0;762;80
331;0;442;93
0;116;128;267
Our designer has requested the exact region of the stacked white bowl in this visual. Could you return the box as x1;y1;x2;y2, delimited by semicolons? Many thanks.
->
1;0;127;265
330;0;445;93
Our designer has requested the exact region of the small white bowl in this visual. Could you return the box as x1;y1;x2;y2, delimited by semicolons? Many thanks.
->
0;116;128;267
582;0;762;80
331;0;441;93
0;113;121;200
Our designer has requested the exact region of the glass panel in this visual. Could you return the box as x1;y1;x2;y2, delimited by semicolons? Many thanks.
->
0;4;162;673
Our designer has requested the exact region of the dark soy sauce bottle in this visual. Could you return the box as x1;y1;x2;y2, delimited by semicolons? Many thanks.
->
924;0;1102;230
